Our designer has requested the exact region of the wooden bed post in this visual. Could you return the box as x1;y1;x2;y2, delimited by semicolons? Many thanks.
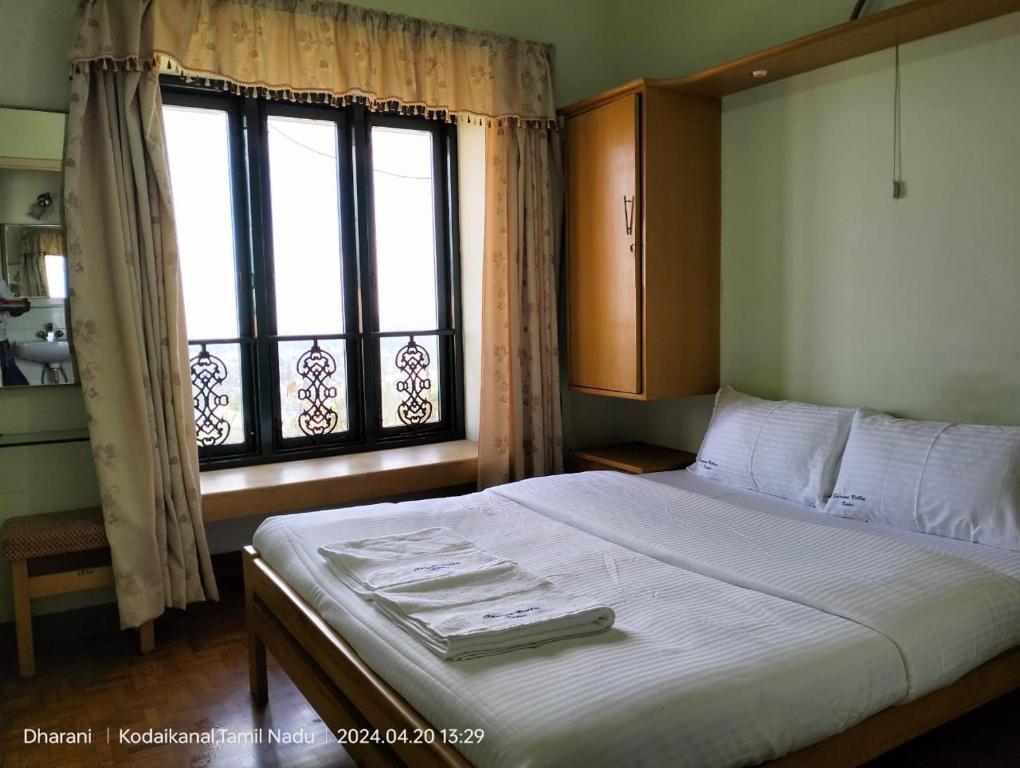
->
243;545;268;705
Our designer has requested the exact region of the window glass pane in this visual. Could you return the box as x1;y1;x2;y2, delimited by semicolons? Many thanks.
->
188;343;246;447
44;255;67;298
371;126;439;332
379;335;440;428
277;339;348;439
163;106;239;339
267;116;344;336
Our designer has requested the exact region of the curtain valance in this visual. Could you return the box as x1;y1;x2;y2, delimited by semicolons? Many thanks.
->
70;0;557;126
22;229;65;256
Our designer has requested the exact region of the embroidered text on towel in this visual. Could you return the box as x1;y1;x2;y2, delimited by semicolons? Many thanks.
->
483;607;541;620
413;561;463;572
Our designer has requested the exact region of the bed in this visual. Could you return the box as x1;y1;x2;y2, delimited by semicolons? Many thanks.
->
244;469;1020;768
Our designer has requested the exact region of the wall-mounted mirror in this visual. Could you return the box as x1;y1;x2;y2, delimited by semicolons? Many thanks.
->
2;224;66;298
0;107;72;387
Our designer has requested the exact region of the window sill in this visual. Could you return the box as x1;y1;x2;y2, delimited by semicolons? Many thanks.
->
200;440;478;522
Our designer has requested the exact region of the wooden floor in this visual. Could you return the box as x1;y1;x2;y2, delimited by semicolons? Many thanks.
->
1;554;355;768
3;553;1019;768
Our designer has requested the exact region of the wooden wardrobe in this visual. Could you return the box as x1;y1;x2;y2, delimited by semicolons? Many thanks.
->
562;82;720;400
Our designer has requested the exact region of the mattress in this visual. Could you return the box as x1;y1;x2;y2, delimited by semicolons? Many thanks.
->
496;472;1020;700
253;472;1020;768
647;469;1020;580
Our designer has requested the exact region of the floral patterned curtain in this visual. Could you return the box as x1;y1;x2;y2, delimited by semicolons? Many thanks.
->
64;67;219;628
66;0;562;628
70;0;556;128
478;125;564;486
15;230;64;297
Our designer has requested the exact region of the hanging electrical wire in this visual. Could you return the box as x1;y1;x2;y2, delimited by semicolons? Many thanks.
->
268;122;432;180
893;45;904;198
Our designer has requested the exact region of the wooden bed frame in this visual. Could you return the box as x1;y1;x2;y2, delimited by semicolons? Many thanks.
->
243;545;1020;768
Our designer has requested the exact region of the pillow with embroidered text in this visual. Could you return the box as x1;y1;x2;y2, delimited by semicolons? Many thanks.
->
825;411;1020;550
689;386;855;508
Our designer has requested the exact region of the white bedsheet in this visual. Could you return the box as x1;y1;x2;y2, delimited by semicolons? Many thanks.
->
253;471;1020;768
648;469;1020;580
496;472;1020;699
255;490;905;768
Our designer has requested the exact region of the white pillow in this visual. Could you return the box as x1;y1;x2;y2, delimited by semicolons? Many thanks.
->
689;386;855;507
825;411;1020;550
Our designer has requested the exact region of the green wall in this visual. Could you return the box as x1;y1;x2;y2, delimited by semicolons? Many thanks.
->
607;0;905;84
720;13;1020;423
0;109;66;161
565;4;1020;452
0;115;101;618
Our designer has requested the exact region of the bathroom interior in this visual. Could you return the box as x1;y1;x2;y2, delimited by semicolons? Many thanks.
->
0;108;73;389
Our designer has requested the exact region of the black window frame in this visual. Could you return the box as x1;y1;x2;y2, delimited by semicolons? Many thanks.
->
162;80;465;469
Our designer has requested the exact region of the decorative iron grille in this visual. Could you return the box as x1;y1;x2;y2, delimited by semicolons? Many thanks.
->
190;345;231;447
164;84;462;465
395;336;433;426
296;340;340;436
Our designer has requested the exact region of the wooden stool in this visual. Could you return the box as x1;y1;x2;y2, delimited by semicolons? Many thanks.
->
1;507;154;678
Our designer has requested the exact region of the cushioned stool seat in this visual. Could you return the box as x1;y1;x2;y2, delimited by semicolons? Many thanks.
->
2;507;108;561
2;507;153;678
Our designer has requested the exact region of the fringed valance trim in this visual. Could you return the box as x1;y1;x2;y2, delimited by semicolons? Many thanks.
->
70;53;558;129
69;0;558;129
239;0;556;54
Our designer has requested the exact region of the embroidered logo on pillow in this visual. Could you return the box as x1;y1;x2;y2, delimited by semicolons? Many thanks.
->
830;493;866;509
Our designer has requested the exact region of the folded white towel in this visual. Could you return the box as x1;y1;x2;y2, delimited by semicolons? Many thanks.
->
318;527;510;597
373;561;616;660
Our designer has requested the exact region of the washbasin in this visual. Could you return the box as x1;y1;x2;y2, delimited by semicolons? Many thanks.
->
14;340;71;364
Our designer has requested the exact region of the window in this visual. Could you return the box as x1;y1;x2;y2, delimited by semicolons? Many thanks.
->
44;255;67;299
162;84;463;467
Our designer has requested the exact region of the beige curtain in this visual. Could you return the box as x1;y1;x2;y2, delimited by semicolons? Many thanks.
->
478;125;564;487
31;229;65;255
63;67;218;628
15;230;58;297
11;254;46;297
71;0;556;128
66;0;562;621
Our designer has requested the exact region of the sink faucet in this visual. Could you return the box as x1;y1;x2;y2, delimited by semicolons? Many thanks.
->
35;323;65;343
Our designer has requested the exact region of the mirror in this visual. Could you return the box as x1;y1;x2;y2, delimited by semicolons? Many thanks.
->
0;107;73;387
1;224;66;299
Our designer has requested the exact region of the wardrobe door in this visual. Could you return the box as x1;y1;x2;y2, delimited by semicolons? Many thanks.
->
566;93;642;395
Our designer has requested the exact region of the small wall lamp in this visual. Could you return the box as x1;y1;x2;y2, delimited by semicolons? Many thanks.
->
28;193;53;220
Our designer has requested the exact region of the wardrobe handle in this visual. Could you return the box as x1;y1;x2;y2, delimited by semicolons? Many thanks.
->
623;195;635;236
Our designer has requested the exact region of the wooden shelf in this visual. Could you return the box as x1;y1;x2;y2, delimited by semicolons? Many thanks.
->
649;0;1020;98
200;440;478;522
0;156;63;172
0;429;90;449
572;442;696;474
